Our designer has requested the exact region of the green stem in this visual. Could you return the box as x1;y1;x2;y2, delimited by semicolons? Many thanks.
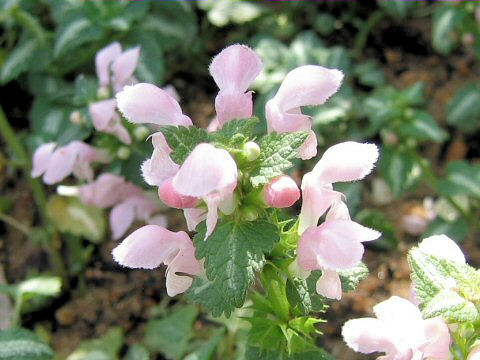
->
353;10;384;59
0;106;66;278
0;211;31;236
11;294;22;327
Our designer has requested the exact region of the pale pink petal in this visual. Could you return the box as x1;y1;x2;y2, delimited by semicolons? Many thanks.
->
96;42;122;87
79;173;141;208
373;296;423;324
158;177;198;209
298;220;367;271
468;346;480;360
183;208;207;232
112;46;140;92
129;195;159;223
263;175;300;208
207;117;220;132
298;130;318;160
419;234;466;264
326;200;351;221
165;269;194;297
204;193;221;240
173;143;237;197
265;104;312;133
110;200;136;240
298;173;342;234
112;224;183;269
148;214;168;228
89;99;117;130
116;83;192;127
269;65;343;112
422;318;451;359
215;90;253;126
31;142;56;178
141;132;179;186
342;318;397;355
316;269;342;300
209;44;263;93
218;189;237;215
43;143;80;184
162;85;180;102
109;114;132;144
312;142;379;184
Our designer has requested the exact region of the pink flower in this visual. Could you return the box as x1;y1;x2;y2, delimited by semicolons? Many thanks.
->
342;296;451;360
32;141;104;185
141;132;180;187
158;177;198;209
263;175;300;208
96;42;140;93
298;141;378;234
116;83;192;127
468;346;480;360
173;143;237;239
79;173;142;208
265;65;343;159
110;194;161;240
89;99;131;144
112;225;203;296
209;44;263;127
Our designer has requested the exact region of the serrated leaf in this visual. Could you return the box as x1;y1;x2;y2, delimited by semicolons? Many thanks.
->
338;262;369;293
399;111;448;143
246;317;284;352
194;220;279;316
186;277;236;317
54;17;102;58
47;196;106;243
125;344;149;360
211;117;259;148
67;327;123;360
286;273;326;316
446;83;480;134
144;305;198;360
0;328;53;360
184;328;225;360
422;290;479;323
432;6;460;55
160;125;210;164
1;38;39;84
250;131;308;187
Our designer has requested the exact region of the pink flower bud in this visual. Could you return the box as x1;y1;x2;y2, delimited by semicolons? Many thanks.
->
158;177;198;209
263;175;300;208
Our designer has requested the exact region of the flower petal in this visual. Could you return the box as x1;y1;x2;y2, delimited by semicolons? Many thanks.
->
96;42;122;87
141;132;179;186
158;177;198;209
312;142;379;184
373;296;423;325
342;318;397;356
31;142;56;178
264;175;300;209
422;318;451;359
89;99;117;130
112;46;140;92
173;143;237;197
183;208;207;232
110;200;136;240
116;83;192;127
298;130;318;160
316;269;342;300
112;225;183;269
419;234;465;264
298;173;342;234
215;90;253;127
209;44;262;93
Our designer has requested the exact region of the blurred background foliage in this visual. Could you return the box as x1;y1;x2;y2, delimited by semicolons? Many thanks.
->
0;0;479;359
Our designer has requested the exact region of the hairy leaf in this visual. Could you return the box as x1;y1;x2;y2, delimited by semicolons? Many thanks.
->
0;328;53;360
160;125;210;164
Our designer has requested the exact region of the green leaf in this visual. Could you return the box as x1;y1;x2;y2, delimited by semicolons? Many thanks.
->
399;111;448;143
250;131;308;187
211;117;259;148
286;273;326;316
378;148;420;196
377;0;417;19
160;125;210;164
0;38;39;84
244;346;334;360
437;161;480;199
432;6;461;55
125;344;150;360
184;328;225;360
338;262;369;293
446;83;480;134
194;220;279;316
144;305;198;360
186;277;236;318
67;327;123;360
422;290;479;323
0;328;54;360
17;276;62;301
353;61;386;87
246;317;285;352
47;196;106;243
54;17;102;58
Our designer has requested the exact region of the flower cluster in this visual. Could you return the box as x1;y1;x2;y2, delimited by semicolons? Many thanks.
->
111;44;380;303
